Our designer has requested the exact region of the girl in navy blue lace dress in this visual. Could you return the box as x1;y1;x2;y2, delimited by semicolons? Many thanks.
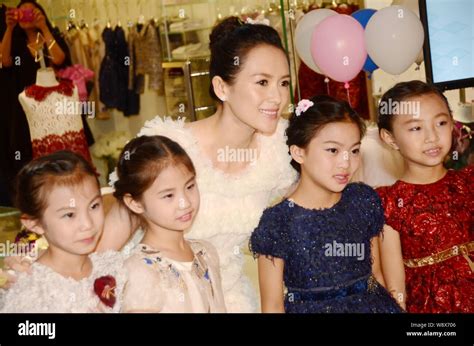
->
250;96;404;313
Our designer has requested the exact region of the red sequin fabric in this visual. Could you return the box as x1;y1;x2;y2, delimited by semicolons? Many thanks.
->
377;166;474;313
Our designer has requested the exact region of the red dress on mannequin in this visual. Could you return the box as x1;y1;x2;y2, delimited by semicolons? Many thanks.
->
377;166;474;313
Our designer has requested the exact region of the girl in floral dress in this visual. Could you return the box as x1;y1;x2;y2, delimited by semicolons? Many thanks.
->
112;135;226;312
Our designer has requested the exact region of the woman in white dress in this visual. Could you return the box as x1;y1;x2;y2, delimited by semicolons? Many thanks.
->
99;17;297;312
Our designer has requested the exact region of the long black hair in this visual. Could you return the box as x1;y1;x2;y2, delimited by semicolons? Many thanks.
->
10;0;71;67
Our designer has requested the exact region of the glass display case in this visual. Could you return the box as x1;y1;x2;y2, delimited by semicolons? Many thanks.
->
162;57;214;121
160;0;218;120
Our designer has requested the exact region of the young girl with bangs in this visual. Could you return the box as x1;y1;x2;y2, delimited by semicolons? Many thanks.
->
112;135;226;313
1;151;125;313
251;96;403;313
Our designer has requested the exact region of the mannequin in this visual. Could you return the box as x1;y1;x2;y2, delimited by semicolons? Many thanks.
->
34;67;59;87
18;67;92;163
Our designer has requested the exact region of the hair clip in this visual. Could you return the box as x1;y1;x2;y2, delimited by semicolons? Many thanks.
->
245;16;270;26
295;99;314;116
108;168;118;188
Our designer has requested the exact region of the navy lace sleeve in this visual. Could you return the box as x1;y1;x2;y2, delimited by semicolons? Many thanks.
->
356;183;385;238
249;205;287;260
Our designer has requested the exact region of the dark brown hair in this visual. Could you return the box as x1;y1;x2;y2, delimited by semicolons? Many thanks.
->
14;151;99;219
11;0;72;67
377;80;451;132
209;16;287;101
286;95;366;173
113;135;195;203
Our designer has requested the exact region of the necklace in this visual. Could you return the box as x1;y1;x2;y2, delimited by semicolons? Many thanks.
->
27;32;53;63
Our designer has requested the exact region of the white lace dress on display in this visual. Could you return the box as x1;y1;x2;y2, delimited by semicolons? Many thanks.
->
18;80;92;162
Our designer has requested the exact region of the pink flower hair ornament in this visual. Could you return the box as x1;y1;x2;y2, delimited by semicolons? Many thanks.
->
295;99;314;116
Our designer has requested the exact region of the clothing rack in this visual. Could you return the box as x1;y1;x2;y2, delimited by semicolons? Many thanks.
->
45;0;162;32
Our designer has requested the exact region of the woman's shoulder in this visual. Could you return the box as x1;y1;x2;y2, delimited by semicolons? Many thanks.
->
137;116;198;152
138;116;185;136
259;118;290;158
254;118;297;186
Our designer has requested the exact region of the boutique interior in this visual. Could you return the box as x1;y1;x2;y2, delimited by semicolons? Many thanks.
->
2;0;474;181
0;0;473;286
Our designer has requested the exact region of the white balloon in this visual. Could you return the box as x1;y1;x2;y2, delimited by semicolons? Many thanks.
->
391;0;420;17
392;1;424;65
365;5;424;75
295;9;337;74
415;49;424;65
392;1;425;66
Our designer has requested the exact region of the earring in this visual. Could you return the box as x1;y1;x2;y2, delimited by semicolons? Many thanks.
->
220;96;227;102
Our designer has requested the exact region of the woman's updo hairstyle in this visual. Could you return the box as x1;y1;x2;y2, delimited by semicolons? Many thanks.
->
208;16;287;101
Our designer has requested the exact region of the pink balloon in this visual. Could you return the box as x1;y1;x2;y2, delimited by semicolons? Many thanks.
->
311;15;367;83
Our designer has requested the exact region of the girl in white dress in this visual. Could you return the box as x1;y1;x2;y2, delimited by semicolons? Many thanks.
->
0;151;125;313
99;17;297;312
112;135;226;313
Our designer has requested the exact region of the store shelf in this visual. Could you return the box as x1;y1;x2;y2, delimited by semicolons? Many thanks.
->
168;26;212;34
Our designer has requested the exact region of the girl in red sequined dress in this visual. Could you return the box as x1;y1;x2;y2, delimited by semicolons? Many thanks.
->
376;81;473;313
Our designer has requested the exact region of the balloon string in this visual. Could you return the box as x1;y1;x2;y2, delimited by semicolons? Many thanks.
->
345;82;351;107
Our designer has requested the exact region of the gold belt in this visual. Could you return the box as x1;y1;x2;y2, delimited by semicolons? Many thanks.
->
403;241;474;272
